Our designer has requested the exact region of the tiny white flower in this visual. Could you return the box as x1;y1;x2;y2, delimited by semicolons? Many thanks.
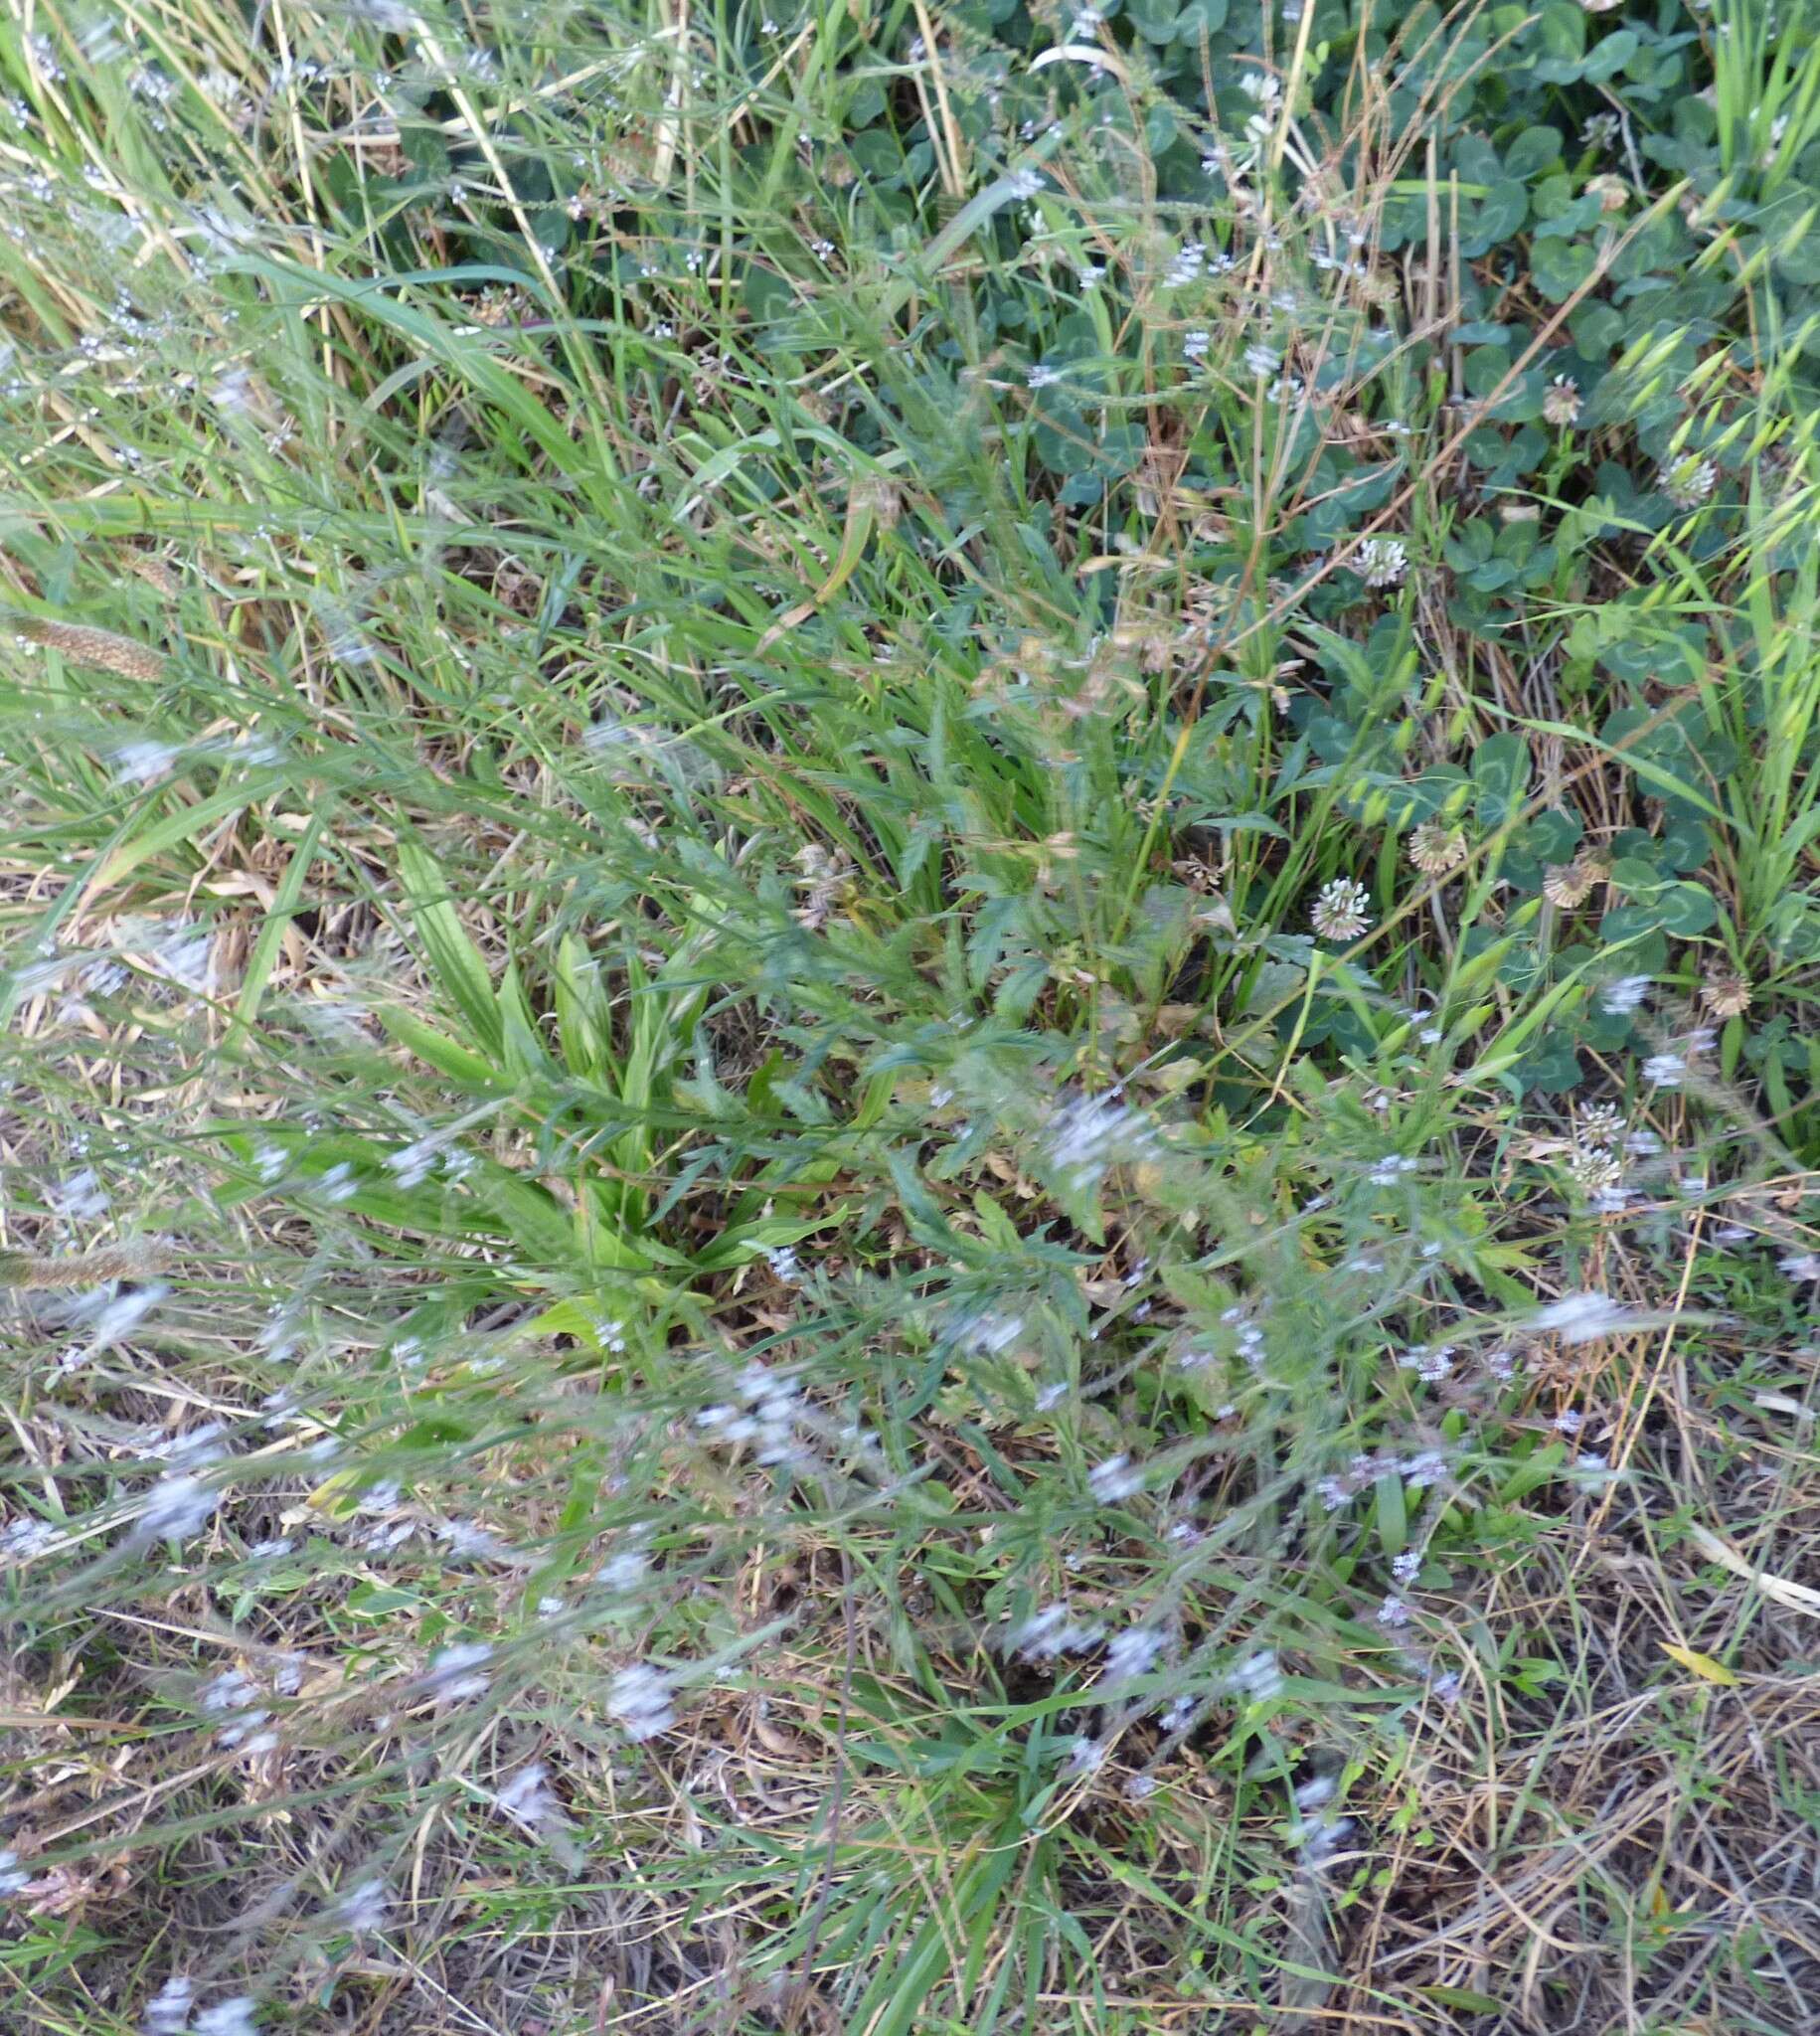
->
1599;975;1651;1015
1088;1453;1143;1502
425;1641;493;1700
1103;1627;1163;1685
1533;1291;1634;1344
608;1662;675;1739
1226;1650;1283;1701
195;2004;259;2036
337;1877;388;1934
143;1974;195;2032
493;1762;560;1829
85;1281;170;1351
137;1474;215;1544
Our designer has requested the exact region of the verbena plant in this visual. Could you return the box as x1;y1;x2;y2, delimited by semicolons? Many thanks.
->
1;2;1818;2032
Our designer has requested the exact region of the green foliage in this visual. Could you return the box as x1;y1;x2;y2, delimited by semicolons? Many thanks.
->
0;2;1817;2034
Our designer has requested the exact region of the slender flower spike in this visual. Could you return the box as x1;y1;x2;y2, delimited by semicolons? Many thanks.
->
1310;878;1372;941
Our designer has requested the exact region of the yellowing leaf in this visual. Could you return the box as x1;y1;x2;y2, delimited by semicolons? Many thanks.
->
1660;1642;1737;1685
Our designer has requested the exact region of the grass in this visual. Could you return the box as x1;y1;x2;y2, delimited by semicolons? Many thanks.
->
1;1;1819;2032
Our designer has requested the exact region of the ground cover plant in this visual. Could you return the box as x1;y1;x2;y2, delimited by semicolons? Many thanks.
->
2;0;1819;2030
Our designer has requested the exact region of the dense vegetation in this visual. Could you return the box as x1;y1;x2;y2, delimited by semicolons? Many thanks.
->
2;1;1819;2030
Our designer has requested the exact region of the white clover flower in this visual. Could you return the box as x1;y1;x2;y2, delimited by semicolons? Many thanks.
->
1542;376;1582;426
1659;455;1717;510
1356;536;1408;589
1310;877;1372;941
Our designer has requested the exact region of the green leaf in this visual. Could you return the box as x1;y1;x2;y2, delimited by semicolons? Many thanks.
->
397;842;504;1059
1471;732;1532;830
